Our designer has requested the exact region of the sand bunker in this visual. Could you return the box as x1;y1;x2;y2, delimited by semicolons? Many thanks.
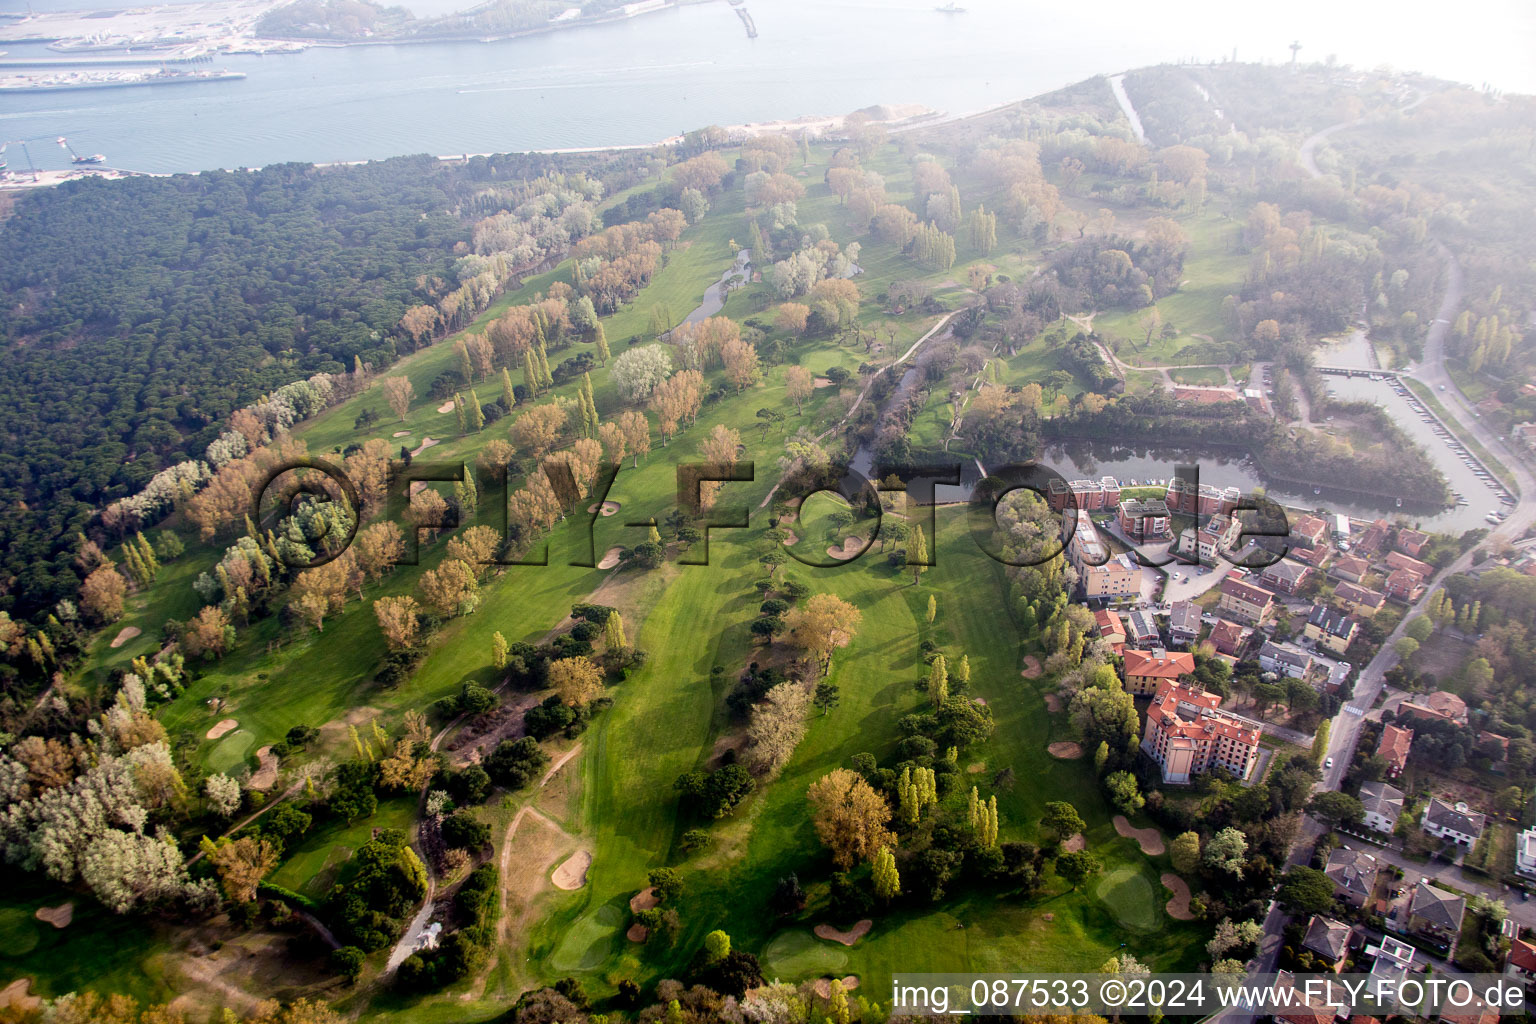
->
436;401;456;413
966;762;986;774
813;377;834;388
972;697;987;705
1114;816;1165;855
813;919;872;946
812;976;861;998
551;850;591;890
392;430;411;437
1047;741;1083;759
628;887;659;913
597;546;623;570
782;531;798;545
1161;873;1195;920
587;501;621;516
1021;655;1043;678
1060;833;1085;853
1043;693;1062;712
249;746;279;790
108;626;141;649
410;437;440;458
34;902;73;929
0;980;39;1014
825;536;866;560
206;718;239;740
626;923;649;943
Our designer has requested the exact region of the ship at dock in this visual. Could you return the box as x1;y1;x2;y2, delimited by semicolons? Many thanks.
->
0;67;246;93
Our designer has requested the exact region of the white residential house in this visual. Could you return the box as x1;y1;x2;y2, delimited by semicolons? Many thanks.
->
1420;797;1487;846
1259;640;1313;679
1359;781;1405;834
1517;828;1536;879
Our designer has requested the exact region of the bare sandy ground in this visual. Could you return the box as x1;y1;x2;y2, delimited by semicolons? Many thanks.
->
410;437;440;457
626;923;649;943
587;501;621;516
551;850;591;890
782;531;798;545
393;430;411;437
628;887;659;913
1161;873;1195;920
1043;693;1062;712
109;626;141;648
34;902;73;928
1047;741;1083;759
814;919;872;946
825;536;865;560
1060;833;1085;853
436;401;455;413
1114;815;1165;855
206;718;238;740
812;976;861;998
966;762;986;774
0;980;40;1014
597;546;623;570
1021;655;1043;678
248;746;278;790
813;377;834;388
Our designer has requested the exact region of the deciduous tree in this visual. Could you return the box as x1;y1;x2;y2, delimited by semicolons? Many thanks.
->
806;768;895;868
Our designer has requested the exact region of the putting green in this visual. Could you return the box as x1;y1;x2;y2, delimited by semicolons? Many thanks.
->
761;928;849;980
206;730;255;774
1094;866;1160;932
549;902;624;972
0;907;40;956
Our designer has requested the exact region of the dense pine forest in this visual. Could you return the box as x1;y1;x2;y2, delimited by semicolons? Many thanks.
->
0;151;644;619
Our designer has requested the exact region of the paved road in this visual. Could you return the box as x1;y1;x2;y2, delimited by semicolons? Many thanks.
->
1341;838;1536;931
1241;152;1536;989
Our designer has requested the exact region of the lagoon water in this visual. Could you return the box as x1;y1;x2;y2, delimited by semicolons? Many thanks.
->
3;0;1534;174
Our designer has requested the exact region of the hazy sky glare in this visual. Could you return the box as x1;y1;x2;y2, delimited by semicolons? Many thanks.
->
832;0;1536;94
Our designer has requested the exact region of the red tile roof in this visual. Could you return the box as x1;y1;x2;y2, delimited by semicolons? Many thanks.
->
1379;723;1413;771
1124;648;1195;679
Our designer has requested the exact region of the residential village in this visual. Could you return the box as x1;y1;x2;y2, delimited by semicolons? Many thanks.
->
1053;472;1536;994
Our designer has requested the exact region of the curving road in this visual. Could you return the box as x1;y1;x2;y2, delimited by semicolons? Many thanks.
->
1233;123;1536;1009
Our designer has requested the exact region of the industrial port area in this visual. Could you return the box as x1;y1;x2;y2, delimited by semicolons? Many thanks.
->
0;0;297;94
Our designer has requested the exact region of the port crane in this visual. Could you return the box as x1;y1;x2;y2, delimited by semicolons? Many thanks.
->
57;135;105;164
1;140;39;182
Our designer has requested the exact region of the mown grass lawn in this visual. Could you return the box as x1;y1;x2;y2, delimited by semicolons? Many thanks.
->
46;135;1218;1016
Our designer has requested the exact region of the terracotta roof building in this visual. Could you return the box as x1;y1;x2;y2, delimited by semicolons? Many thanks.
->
1332;581;1385;615
1141;680;1261;784
1290;513;1330;549
1386;550;1433;578
1396;529;1429;558
1329;554;1370;583
1384;567;1426;602
1378;723;1414;777
1218;574;1276;625
1123;647;1195;695
1208;618;1251;657
1093;608;1126;654
1399;690;1468;726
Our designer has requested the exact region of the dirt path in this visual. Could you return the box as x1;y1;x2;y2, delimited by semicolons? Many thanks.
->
540;743;583;787
497;805;572;945
757;309;962;510
1113;815;1165;855
1161;873;1195;920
